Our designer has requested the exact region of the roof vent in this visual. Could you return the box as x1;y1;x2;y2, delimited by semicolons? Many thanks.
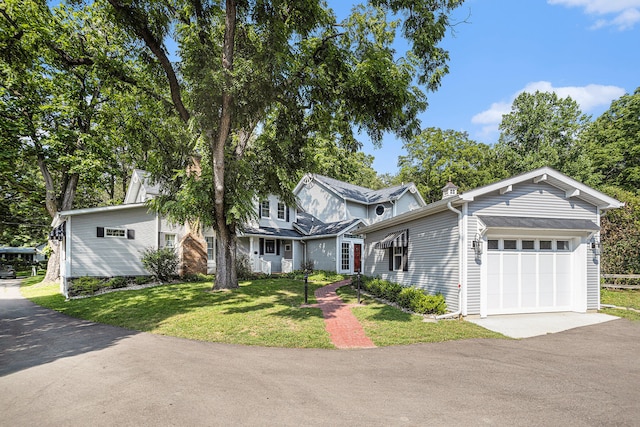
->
441;181;458;199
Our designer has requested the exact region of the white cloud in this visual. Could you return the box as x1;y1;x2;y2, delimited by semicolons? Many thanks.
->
548;0;640;30
471;81;626;139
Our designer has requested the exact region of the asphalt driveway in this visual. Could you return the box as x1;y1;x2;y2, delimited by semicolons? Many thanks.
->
2;279;639;426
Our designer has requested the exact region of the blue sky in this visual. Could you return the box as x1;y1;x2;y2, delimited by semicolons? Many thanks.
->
329;0;639;175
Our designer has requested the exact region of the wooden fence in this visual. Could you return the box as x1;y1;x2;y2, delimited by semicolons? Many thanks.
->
601;274;640;290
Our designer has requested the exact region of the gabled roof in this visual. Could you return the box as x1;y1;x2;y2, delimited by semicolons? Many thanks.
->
459;166;623;210
53;203;150;227
124;169;162;204
294;174;425;207
239;226;304;240
359;167;623;235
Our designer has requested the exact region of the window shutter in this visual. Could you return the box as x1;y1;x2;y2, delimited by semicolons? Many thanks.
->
97;227;104;238
276;239;280;256
402;246;408;271
286;207;290;222
127;229;135;240
259;238;264;255
388;247;393;271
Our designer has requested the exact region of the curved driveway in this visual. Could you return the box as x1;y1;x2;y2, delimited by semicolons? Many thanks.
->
2;279;639;426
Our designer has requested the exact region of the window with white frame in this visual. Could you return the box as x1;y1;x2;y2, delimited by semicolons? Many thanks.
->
260;200;270;218
341;243;350;271
277;202;286;220
106;228;126;238
393;246;404;271
205;237;215;261
487;239;571;252
164;233;176;248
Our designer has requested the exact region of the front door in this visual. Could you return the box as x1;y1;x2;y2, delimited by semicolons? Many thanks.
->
354;244;362;273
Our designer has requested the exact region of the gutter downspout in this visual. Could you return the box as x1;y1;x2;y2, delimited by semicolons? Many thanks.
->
436;201;463;319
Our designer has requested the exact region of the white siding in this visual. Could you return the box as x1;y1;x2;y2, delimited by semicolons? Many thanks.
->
466;214;481;314
395;192;422;216
257;195;295;230
363;211;461;311
306;238;337;271
469;182;596;219
367;201;394;224
587;245;600;310
296;182;345;223
346;201;367;221
68;207;157;277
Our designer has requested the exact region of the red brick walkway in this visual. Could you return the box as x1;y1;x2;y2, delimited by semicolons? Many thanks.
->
313;280;376;349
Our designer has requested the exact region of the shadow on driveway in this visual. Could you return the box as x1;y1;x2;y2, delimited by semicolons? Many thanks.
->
0;279;136;377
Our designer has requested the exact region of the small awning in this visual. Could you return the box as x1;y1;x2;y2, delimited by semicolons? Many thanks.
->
477;216;600;231
375;229;408;249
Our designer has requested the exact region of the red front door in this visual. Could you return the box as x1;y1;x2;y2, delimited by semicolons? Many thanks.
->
354;244;362;273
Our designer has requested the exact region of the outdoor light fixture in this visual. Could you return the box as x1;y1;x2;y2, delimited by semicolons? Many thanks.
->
590;236;601;256
472;234;483;257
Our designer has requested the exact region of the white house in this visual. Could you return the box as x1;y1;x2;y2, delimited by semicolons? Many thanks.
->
358;167;623;317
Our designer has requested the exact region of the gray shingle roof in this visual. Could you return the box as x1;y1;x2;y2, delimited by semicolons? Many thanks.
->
477;216;600;231
313;175;414;205
294;212;361;237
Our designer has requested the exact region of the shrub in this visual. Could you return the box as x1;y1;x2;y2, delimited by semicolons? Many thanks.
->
300;259;314;273
182;273;215;283
135;276;153;285
107;276;128;289
360;277;447;315
68;276;103;297
236;254;253;280
140;247;179;282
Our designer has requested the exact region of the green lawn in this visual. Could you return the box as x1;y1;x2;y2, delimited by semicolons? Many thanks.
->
21;274;507;348
601;289;640;321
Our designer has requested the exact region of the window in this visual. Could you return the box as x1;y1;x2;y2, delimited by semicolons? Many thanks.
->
488;240;499;250
556;240;570;251
522;240;535;250
106;228;126;238
277;202;286;220
393;247;404;271
341;243;350;271
265;239;275;254
260;200;270;218
375;205;385;216
504;240;517;250
540;240;552;250
206;237;215;261
164;234;176;248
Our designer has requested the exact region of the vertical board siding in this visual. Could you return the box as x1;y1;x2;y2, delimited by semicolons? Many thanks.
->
469;182;596;219
306;238;337;271
363;210;460;311
70;207;156;277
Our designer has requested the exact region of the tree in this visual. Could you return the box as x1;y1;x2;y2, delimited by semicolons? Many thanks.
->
599;186;640;274
582;87;640;192
397;127;497;203
496;91;594;184
0;1;159;280
104;0;465;289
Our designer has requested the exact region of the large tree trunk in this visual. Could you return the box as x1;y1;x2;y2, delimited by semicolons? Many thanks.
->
43;238;60;283
212;0;238;290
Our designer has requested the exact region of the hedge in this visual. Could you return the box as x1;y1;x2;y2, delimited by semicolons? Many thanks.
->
359;277;447;315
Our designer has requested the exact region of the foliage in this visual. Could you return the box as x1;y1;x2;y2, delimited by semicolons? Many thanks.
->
68;277;103;297
104;0;464;290
135;276;154;285
583;87;640;192
496;91;594;184
140;247;179;282
360;277;447;315
106;276;128;289
397;127;499;203
599;187;640;274
300;258;315;273
235;254;253;281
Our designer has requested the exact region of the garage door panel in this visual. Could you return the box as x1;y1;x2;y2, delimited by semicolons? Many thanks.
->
486;238;576;315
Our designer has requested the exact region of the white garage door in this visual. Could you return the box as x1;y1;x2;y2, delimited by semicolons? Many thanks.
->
487;238;574;315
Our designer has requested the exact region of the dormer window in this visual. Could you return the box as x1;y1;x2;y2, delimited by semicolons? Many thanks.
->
260;200;270;218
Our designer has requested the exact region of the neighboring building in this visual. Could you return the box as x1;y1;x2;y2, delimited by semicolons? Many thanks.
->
358;167;623;317
0;247;38;263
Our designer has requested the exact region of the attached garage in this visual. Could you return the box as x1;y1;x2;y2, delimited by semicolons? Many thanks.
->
360;167;623;318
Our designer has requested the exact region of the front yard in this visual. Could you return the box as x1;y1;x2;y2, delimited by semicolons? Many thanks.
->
600;288;640;321
21;274;503;348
